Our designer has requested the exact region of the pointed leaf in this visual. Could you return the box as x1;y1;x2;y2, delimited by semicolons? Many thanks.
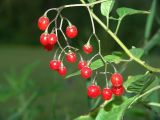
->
100;0;115;16
116;7;149;19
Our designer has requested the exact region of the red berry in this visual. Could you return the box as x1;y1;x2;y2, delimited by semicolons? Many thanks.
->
78;60;87;70
38;16;49;31
102;88;112;100
44;44;54;51
58;66;67;76
87;85;101;98
66;52;76;63
111;73;123;87
112;86;124;96
40;33;49;46
66;25;78;38
83;44;93;54
48;33;57;45
49;60;62;70
80;66;92;79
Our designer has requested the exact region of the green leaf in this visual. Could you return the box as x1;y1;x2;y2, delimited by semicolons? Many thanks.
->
129;47;144;58
124;74;155;93
75;97;135;120
66;48;144;79
100;0;115;16
95;97;135;120
116;7;149;19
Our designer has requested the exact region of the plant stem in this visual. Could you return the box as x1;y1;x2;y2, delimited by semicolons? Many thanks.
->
80;0;160;73
115;18;122;35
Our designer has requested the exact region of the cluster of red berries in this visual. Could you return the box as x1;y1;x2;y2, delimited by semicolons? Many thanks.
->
38;15;95;77
38;16;78;50
37;14;125;101
87;73;124;100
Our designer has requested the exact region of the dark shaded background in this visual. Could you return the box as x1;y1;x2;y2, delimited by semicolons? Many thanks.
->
0;0;160;120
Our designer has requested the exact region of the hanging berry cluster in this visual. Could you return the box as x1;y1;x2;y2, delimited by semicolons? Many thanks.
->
37;2;125;101
87;73;124;101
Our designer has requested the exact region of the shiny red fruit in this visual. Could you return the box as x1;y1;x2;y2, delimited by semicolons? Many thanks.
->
111;73;123;87
80;66;92;79
48;33;57;45
66;52;76;63
83;44;93;54
40;33;49;46
102;88;112;100
87;85;101;98
112;86;124;96
49;60;62;70
58;66;67;76
78;60;87;70
44;44;54;51
66;25;78;38
38;16;49;31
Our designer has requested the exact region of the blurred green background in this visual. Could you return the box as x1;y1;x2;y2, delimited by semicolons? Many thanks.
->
0;0;160;120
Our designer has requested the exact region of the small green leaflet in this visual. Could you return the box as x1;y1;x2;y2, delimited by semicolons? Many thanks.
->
100;0;115;16
66;48;144;79
116;7;149;19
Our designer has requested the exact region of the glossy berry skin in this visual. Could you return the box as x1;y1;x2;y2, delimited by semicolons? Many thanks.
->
66;52;76;63
44;44;54;51
66;25;78;38
40;33;49;46
87;85;101;98
112;86;124;96
80;66;92;79
83;44;93;54
38;16;49;31
48;33;57;45
111;73;123;87
102;88;112;100
49;60;62;70
78;60;87;70
58;66;67;76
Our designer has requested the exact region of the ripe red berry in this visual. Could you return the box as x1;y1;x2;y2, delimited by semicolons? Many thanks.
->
49;60;62;70
38;16;49;31
83;44;93;54
80;66;92;79
87;85;101;98
58;66;67;76
66;25;78;38
111;73;123;87
40;33;49;46
112;86;124;96
78;60;87;70
44;44;54;51
48;33;57;45
66;52;76;63
102;88;112;100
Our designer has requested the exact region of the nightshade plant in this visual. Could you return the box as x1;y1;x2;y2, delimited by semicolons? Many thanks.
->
37;0;160;119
